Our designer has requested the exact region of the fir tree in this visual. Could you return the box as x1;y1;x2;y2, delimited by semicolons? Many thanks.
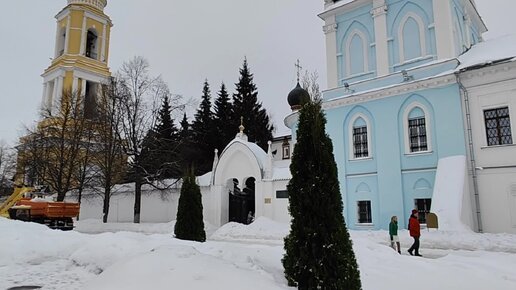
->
231;58;274;150
177;113;194;176
282;100;362;289
174;170;206;242
191;80;216;175
213;82;234;152
140;96;180;179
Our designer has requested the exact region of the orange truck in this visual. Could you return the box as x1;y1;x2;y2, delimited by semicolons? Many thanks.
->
0;187;80;231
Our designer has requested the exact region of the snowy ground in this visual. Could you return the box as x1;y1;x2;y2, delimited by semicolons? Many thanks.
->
1;217;516;290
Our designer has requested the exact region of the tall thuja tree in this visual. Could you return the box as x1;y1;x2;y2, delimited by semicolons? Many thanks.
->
213;82;234;152
174;169;206;242
282;100;362;289
231;58;274;150
191;80;216;175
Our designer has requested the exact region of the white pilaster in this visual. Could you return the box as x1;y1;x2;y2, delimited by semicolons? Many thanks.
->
72;77;79;94
101;24;107;62
81;78;87;99
64;15;71;54
51;79;59;114
54;23;61;58
79;15;87;55
323;15;338;89
464;15;472;48
56;76;64;105
41;83;48;110
432;0;456;59
371;0;389;76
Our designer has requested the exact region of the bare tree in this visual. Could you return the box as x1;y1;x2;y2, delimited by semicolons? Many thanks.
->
0;141;16;195
19;90;88;201
115;56;190;223
116;56;160;223
91;78;127;223
301;70;321;101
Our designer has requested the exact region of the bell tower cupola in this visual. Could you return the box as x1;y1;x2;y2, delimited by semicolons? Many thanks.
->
41;0;112;116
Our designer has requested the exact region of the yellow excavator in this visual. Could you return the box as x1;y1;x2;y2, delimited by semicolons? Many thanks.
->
0;185;80;230
0;186;34;218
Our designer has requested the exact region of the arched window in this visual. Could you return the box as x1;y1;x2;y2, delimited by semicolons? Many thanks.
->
56;27;66;57
348;113;372;159
405;105;429;153
86;29;98;60
398;13;426;63
345;30;369;76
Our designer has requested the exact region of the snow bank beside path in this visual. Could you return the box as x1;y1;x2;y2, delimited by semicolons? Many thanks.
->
3;217;516;290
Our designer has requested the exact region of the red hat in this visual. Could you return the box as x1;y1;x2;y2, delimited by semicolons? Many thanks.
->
412;209;418;214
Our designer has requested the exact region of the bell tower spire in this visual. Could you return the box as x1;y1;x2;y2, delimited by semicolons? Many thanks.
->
41;0;113;116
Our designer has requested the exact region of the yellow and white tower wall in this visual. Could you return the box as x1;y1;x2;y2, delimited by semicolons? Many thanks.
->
41;0;112;114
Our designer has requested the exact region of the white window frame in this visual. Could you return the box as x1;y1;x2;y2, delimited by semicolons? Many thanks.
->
403;102;432;155
348;113;372;160
345;29;369;77
397;12;427;64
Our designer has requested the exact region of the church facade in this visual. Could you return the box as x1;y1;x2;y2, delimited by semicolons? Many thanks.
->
74;0;516;234
283;0;516;233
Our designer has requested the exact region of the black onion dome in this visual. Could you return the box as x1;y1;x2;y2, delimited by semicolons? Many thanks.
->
287;82;310;110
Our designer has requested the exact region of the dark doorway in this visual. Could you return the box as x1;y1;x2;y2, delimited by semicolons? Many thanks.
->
229;177;255;224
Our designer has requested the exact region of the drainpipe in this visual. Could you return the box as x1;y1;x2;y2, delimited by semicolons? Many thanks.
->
455;72;483;233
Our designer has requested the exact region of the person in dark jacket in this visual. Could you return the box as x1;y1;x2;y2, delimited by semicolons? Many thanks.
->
389;216;401;254
408;209;422;257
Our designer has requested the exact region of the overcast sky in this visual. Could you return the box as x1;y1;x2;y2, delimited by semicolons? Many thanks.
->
0;0;514;146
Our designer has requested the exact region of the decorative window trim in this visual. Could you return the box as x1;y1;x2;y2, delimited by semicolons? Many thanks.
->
348;113;372;160
397;12;426;63
403;102;432;155
345;29;369;77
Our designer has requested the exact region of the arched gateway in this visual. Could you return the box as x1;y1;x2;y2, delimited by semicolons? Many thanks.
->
209;126;291;227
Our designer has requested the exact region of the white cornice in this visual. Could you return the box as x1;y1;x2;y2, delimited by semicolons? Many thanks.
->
323;23;338;34
319;0;371;20
323;74;457;110
458;60;516;88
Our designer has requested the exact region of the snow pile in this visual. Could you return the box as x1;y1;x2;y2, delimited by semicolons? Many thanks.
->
431;155;473;231
3;217;516;290
76;219;218;237
210;217;289;242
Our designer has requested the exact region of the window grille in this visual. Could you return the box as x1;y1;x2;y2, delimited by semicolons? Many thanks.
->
408;117;428;152
484;107;512;146
357;200;372;223
353;126;368;158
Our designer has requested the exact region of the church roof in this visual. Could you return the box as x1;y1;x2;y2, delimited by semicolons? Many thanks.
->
457;34;516;71
222;138;268;169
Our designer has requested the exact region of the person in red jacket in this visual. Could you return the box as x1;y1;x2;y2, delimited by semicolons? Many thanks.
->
408;209;422;257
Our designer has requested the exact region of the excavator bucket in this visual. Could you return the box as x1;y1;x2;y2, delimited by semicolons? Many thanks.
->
0;187;34;218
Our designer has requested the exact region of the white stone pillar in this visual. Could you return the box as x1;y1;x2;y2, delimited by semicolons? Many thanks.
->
101;24;107;62
79;15;87;55
371;0;389;76
72;77;79;95
64;15;71;54
51;79;59;114
323;15;339;89
464;15;472;48
433;0;456;59
81;78;87;110
41;83;48;111
54;22;61;58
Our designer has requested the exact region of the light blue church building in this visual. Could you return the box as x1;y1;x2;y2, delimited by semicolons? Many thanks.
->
287;0;488;230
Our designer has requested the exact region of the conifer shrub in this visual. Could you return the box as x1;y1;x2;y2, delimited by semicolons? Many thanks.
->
282;100;362;289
